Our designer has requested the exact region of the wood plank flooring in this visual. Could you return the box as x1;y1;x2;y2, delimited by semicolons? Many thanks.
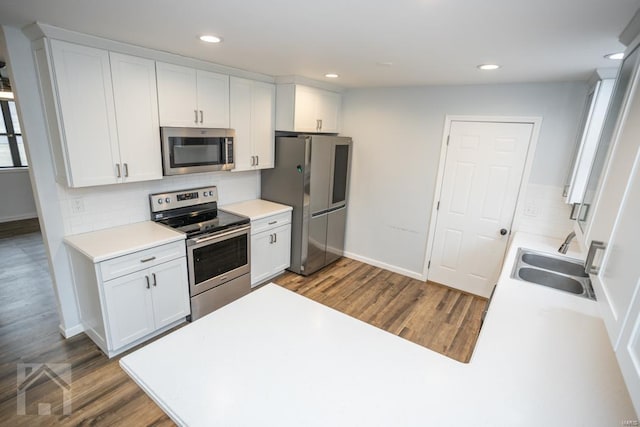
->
0;224;486;425
275;258;487;363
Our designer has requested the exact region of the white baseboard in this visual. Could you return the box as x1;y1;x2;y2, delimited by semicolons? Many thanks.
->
0;213;38;223
59;323;84;338
343;251;425;281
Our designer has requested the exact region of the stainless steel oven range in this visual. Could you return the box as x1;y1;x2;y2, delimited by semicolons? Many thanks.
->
149;186;251;321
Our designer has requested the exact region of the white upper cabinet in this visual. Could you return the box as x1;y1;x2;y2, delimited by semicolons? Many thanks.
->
109;52;162;183
156;62;229;128
564;70;616;205
230;77;275;171
35;40;162;187
47;40;120;187
276;84;341;133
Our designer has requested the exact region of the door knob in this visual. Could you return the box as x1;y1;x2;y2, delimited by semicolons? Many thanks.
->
500;228;508;236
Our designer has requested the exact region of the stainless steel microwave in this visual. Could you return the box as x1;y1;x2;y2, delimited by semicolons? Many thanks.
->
161;127;235;175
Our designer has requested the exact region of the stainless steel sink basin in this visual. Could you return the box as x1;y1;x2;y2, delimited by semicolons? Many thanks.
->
512;248;595;300
521;253;589;277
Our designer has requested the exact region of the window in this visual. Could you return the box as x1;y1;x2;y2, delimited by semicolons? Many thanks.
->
0;100;27;167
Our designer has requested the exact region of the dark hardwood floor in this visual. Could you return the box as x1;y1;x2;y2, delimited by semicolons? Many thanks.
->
275;258;487;363
0;221;486;425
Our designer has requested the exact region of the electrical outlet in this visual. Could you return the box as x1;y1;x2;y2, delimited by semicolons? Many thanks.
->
70;198;85;214
524;202;538;217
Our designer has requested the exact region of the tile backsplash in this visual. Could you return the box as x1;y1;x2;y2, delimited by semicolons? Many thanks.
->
517;184;574;239
58;170;260;235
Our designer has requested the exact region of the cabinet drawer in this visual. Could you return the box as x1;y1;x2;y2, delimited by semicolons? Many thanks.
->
251;211;291;235
99;240;185;282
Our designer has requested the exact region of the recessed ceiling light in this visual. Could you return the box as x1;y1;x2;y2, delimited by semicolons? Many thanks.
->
325;73;339;78
605;52;624;60
477;64;500;71
376;61;394;67
199;35;222;43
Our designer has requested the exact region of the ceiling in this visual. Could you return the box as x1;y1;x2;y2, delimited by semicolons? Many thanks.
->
0;0;639;88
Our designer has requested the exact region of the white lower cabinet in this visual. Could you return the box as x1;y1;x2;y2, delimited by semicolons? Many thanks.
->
103;258;189;350
252;224;291;286
222;201;292;288
67;240;190;358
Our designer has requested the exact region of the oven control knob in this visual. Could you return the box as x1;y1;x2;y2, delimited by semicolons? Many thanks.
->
165;197;171;204
157;198;163;204
203;192;207;197
208;191;214;196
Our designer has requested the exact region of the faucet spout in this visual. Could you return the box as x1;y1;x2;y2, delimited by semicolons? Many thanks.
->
558;231;576;254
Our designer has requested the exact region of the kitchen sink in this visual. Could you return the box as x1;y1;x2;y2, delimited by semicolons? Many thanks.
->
520;253;589;277
512;248;595;300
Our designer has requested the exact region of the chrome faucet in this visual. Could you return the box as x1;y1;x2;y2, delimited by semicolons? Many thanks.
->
558;231;576;254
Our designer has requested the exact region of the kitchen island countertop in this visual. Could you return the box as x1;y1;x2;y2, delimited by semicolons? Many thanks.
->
120;231;635;426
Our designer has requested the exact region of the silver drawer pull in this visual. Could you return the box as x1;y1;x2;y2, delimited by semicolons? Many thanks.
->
140;256;156;263
268;221;277;225
145;275;150;289
152;273;157;287
585;240;606;275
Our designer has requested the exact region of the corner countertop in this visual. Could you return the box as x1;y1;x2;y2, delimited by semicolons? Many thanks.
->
64;221;185;263
221;199;292;221
119;231;635;426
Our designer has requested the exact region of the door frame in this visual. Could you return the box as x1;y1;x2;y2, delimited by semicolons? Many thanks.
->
422;115;543;281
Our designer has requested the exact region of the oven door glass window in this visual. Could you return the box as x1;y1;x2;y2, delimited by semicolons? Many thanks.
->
193;234;248;284
169;136;224;168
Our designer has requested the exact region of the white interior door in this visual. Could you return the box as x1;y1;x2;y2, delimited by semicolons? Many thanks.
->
428;120;533;297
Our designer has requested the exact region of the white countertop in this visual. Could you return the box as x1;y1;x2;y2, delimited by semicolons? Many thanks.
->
221;199;292;221
64;221;185;262
119;232;635;426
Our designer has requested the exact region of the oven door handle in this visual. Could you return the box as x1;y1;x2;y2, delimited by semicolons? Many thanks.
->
187;224;251;246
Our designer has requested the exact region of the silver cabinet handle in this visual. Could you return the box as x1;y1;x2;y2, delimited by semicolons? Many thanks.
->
269;234;273;244
318;119;322;131
316;119;320;131
140;256;156;263
585;240;606;275
250;156;255;166
200;110;203;124
145;275;150;289
115;163;121;178
123;163;129;178
273;232;277;243
256;155;259;166
152;272;157;287
194;109;198;124
268;220;277;225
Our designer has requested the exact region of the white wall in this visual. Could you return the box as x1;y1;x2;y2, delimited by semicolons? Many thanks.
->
341;82;588;277
0;168;37;222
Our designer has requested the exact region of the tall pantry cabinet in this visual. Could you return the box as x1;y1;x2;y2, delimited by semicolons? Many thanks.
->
575;17;640;415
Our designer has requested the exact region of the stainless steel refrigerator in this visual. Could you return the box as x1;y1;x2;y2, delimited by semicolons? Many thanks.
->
261;134;352;276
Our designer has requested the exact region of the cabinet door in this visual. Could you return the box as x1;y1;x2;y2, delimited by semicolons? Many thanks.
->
103;270;155;350
252;81;275;169
617;277;640;416
271;224;291;275
110;53;162;183
156;62;198;127
293;85;320;132
150;258;190;328
251;230;275;286
230;77;254;171
316;90;341;133
49;40;120;187
196;70;230;128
